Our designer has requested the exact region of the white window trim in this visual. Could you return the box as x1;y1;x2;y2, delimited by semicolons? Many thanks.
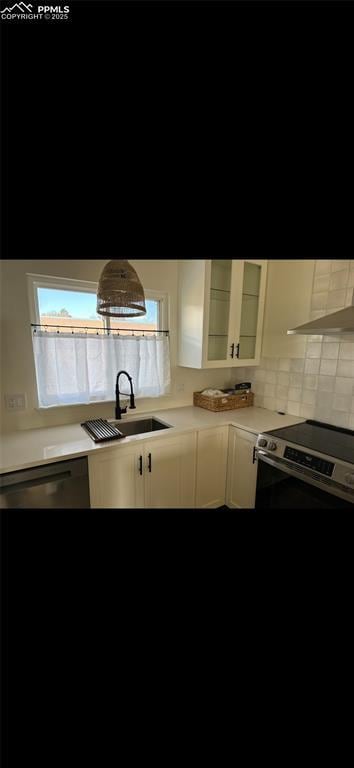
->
27;273;170;409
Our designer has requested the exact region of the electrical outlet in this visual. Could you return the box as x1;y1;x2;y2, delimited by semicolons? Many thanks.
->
5;393;27;410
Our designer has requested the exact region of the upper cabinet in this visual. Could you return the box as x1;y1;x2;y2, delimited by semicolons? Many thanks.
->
261;260;315;359
178;259;267;368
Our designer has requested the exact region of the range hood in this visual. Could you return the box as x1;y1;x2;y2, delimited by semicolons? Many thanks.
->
288;291;354;335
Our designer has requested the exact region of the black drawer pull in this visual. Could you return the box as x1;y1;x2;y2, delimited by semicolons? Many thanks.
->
235;343;240;359
148;453;152;473
230;343;235;358
139;455;143;476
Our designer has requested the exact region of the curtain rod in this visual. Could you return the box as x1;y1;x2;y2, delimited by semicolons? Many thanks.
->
31;323;169;334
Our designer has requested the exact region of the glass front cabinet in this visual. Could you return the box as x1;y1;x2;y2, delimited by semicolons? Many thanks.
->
178;259;267;368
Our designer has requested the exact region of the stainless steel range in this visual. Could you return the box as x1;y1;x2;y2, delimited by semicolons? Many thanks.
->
254;420;354;509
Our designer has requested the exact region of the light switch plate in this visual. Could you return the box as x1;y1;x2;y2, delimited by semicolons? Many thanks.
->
5;393;27;410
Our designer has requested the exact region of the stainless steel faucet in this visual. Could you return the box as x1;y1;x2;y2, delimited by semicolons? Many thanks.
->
115;370;136;420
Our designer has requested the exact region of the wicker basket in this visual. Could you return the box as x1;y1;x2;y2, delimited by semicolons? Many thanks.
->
193;390;254;412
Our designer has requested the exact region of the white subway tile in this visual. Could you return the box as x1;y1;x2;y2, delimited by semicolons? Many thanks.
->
328;411;349;428
349;414;354;430
278;372;290;386
290;359;305;372
275;398;287;412
255;368;266;381
327;289;346;308
320;359;338;376
329;269;349;291
300;404;315;418
290;373;303;387
339;343;354;360
333;394;352;411
318;375;335;392
265;370;277;383
314;274;330;293
337;360;354;377
323;335;342;343
264;383;276;397
278;358;291;372
335;377;354;395
252;381;265;395
302;389;316;405
306;342;322;358
287;401;301;416
331;260;350;273
315;403;332;421
263;396;276;411
304;358;321;374
288;387;302;402
311;292;328;310
315;260;331;275
321;342;339;359
316;391;334;408
303;374;318;390
276;385;289;399
351;397;354;414
348;271;354;289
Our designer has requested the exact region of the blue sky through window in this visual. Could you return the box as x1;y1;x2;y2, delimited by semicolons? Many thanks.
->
38;288;158;324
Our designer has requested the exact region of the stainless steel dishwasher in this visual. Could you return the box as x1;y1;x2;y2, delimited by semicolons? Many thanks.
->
0;457;90;508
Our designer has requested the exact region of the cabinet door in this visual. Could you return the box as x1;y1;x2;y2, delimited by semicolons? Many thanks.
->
232;260;267;366
88;445;144;508
195;426;228;508
226;427;257;509
144;433;196;509
203;260;240;367
261;259;315;359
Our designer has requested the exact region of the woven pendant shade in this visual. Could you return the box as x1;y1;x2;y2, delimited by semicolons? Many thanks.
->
96;260;146;317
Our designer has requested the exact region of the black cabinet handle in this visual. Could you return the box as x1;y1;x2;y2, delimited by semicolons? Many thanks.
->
139;455;143;475
230;343;235;358
148;453;152;473
235;343;240;359
253;447;257;464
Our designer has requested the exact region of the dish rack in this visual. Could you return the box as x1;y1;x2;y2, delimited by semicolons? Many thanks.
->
193;390;254;412
81;419;124;443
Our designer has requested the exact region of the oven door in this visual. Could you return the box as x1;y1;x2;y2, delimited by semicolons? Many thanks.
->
255;452;354;510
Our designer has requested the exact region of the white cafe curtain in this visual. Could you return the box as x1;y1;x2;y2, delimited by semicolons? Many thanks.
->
32;332;171;407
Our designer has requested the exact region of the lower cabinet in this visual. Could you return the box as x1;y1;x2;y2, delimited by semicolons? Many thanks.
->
195;426;229;508
226;426;257;508
88;431;197;509
88;423;258;510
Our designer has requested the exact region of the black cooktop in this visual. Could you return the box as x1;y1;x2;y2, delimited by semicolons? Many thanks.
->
266;420;354;465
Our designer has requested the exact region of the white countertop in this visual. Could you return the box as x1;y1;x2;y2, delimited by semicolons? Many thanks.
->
0;406;304;474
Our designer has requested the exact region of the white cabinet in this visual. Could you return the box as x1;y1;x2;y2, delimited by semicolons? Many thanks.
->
226;426;257;509
195;426;229;508
88;432;197;509
261;259;315;359
88;443;144;509
144;432;196;508
178;259;267;369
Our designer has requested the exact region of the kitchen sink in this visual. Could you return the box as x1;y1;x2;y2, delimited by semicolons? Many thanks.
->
111;417;172;436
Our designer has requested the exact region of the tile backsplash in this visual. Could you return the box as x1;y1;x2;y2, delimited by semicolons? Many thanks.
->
240;259;354;429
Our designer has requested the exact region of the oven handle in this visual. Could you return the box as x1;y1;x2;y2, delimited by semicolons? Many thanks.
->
256;449;304;477
255;450;354;504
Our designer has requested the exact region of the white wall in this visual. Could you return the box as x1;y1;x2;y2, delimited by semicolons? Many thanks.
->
0;259;237;433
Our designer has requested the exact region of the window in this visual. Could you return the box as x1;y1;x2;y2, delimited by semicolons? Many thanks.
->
27;274;170;407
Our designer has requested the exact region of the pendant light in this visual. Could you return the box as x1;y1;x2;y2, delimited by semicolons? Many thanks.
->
96;260;146;317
